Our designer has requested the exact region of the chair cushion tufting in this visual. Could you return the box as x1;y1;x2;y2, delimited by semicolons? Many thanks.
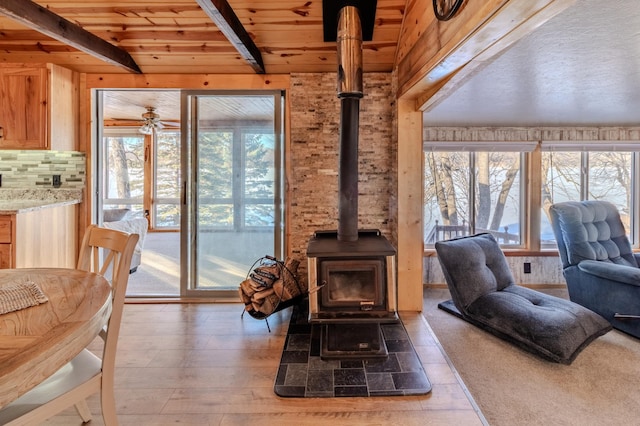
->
467;285;611;363
549;200;637;268
436;232;612;364
435;232;515;310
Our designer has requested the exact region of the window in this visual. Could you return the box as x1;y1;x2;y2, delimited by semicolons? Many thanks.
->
183;91;284;294
424;142;535;247
423;140;640;250
102;128;181;229
154;130;181;228
197;130;234;228
243;131;277;228
102;131;145;218
195;126;276;230
541;142;639;247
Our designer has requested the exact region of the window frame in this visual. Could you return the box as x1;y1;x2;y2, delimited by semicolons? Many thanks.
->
423;141;536;250
101;128;146;218
423;140;640;253
194;124;277;232
541;141;640;249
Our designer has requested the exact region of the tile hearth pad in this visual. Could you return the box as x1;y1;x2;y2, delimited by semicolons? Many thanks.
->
274;303;432;397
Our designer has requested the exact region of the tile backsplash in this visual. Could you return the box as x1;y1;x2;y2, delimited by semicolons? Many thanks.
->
0;150;85;188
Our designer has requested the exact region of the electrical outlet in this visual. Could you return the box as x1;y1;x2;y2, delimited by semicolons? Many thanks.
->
523;262;531;274
52;175;61;188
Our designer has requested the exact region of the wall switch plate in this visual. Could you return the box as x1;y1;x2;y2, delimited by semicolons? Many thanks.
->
523;262;531;274
52;175;61;188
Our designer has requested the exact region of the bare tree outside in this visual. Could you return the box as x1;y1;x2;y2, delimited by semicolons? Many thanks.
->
424;150;520;244
425;151;464;227
542;151;632;235
104;135;144;208
488;154;520;232
423;148;634;246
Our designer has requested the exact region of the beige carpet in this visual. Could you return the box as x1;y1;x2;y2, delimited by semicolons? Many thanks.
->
423;288;640;426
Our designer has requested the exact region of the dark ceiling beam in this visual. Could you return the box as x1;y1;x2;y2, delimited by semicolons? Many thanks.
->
195;0;265;74
0;0;142;74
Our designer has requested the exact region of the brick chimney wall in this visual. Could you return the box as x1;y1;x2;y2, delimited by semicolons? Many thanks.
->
288;73;397;283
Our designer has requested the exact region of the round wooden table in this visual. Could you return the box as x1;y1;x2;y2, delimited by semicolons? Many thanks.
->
0;268;111;410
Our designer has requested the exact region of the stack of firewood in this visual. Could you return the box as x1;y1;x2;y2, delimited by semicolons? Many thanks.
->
238;257;305;316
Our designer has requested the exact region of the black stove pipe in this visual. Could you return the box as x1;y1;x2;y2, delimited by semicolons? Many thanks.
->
338;97;360;242
336;5;363;242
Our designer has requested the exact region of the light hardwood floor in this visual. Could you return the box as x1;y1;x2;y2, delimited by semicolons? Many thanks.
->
43;301;486;425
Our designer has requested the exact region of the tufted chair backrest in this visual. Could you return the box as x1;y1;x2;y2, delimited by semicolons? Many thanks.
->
435;233;515;312
549;200;637;269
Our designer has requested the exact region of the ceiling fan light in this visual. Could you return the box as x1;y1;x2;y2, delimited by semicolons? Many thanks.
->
139;106;164;135
139;123;153;135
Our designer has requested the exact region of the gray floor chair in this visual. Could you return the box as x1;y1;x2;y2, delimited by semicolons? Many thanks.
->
435;233;612;364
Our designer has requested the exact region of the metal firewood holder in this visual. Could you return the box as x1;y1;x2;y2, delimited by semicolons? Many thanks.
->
240;255;306;332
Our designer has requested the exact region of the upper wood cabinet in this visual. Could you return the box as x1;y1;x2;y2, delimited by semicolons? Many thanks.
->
0;66;47;149
0;63;77;150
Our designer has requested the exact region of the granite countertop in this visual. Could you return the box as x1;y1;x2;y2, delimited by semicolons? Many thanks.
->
0;189;83;215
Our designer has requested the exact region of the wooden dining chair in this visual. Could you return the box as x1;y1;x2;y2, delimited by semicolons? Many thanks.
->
0;225;139;425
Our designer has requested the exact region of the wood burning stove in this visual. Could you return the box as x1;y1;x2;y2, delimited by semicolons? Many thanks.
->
318;258;385;312
306;3;396;359
307;230;397;323
307;230;397;359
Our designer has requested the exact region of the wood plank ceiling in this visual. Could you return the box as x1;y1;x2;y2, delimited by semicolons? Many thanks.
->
0;0;405;75
3;1;626;128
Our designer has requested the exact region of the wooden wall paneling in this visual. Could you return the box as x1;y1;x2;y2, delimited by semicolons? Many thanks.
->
48;64;79;151
397;0;507;98
143;133;153;228
84;74;290;91
77;72;90;255
396;98;423;311
394;0;431;67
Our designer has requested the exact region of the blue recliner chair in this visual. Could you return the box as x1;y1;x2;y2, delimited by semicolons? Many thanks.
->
549;200;640;339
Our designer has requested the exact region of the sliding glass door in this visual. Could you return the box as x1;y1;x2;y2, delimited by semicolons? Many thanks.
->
181;91;284;296
98;89;182;297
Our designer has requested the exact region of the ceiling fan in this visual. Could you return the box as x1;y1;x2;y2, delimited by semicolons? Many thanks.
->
139;107;162;134
107;106;180;135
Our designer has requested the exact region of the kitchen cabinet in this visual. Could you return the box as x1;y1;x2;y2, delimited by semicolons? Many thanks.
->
0;216;12;268
0;204;77;269
0;63;77;150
